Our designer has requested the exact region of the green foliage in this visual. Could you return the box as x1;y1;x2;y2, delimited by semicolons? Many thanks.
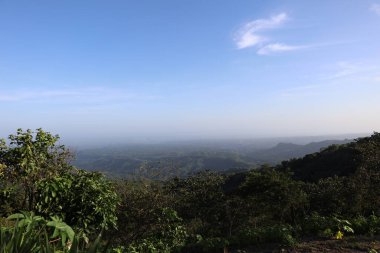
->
302;213;333;236
234;225;296;247
110;180;168;244
239;168;308;224
334;217;354;234
0;128;73;210
0;218;44;253
279;141;360;182
6;212;74;248
0;212;110;253
0;128;117;244
164;171;226;237
47;216;75;247
0;183;20;216
306;176;349;216
195;237;229;252
368;214;380;236
348;167;380;216
351;214;380;236
123;208;187;253
36;170;118;232
302;213;354;238
2;129;380;251
0;128;72;179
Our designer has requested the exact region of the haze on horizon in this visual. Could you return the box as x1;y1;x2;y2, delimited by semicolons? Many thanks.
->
1;0;380;146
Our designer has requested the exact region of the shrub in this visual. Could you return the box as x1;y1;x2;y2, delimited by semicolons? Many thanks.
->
350;216;370;235
123;208;187;253
0;212;109;253
234;224;296;247
35;170;118;233
0;129;73;211
302;214;354;238
368;214;380;236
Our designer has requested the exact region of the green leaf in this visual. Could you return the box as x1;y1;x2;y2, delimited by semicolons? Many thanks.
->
7;213;25;220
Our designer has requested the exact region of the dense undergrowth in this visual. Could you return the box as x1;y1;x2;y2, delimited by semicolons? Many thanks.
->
1;129;380;252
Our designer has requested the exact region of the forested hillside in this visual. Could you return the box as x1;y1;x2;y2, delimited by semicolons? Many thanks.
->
73;138;351;179
0;129;379;252
245;139;351;164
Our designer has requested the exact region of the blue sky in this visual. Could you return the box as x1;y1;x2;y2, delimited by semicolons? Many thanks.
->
1;0;380;145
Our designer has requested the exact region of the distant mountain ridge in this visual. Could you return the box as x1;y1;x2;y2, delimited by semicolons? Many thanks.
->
73;138;353;178
277;133;380;181
246;139;352;164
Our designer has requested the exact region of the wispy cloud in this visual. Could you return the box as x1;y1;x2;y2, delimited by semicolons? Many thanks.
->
256;41;345;55
233;13;350;56
233;12;310;55
0;87;160;103
323;61;380;81
234;13;288;49
327;61;360;80
257;43;307;55
370;3;380;15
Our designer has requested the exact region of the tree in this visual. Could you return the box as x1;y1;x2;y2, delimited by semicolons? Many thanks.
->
0;129;118;233
239;168;308;225
306;176;349;216
111;180;169;244
35;169;118;232
0;128;73;210
164;171;226;237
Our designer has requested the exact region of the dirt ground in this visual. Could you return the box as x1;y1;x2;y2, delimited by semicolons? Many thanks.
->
231;236;380;253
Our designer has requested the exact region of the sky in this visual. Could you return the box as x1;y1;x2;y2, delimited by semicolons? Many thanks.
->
1;0;380;145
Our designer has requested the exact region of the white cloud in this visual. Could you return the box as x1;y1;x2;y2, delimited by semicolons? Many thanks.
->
257;43;305;55
234;13;288;49
370;3;380;15
233;13;350;56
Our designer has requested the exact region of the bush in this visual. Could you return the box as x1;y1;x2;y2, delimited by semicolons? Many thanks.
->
234;224;296;247
0;129;73;211
123;208;187;253
349;214;380;236
350;216;370;235
239;169;308;225
180;235;228;253
0;183;21;216
111;181;169;244
302;213;354;238
35;170;118;233
0;212;110;253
